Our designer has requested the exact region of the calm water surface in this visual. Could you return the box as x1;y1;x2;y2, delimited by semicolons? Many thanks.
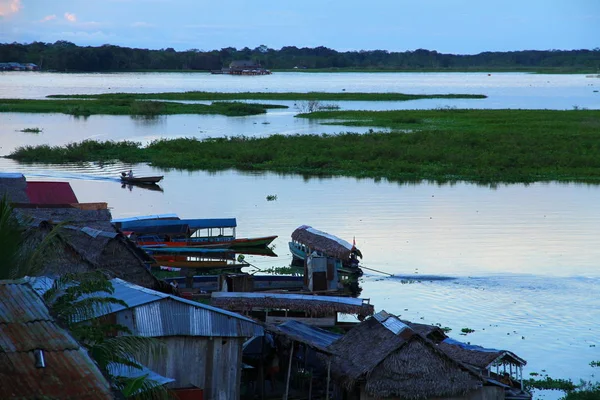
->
1;72;599;399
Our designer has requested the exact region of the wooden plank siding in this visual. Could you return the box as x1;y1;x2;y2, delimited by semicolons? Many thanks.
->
136;336;245;399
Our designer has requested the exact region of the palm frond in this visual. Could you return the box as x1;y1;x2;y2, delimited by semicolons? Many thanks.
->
113;375;176;400
0;195;28;279
90;336;166;372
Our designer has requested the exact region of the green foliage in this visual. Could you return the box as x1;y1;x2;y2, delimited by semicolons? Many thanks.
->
10;109;600;184
2;41;599;72
44;272;171;399
524;376;577;392
0;98;281;117
130;101;165;116
461;328;475;334
19;127;42;133
266;194;277;201
0;196;62;279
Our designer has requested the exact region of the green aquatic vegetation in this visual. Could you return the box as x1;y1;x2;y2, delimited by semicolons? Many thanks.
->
0;98;285;117
266;194;278;201
7;109;600;184
46;91;487;101
524;376;577;392
460;328;475;334
19;127;43;133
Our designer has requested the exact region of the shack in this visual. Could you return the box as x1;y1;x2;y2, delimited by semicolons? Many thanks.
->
327;311;494;400
0;278;113;399
211;291;374;327
228;60;271;75
13;206;168;291
401;319;530;398
76;278;264;400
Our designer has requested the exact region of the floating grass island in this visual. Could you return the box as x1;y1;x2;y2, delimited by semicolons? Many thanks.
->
7;108;600;184
0;98;286;117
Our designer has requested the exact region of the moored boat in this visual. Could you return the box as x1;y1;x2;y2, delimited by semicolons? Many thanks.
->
113;216;276;248
289;225;362;274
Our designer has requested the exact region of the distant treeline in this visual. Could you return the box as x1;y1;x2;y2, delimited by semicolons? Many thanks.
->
1;41;599;72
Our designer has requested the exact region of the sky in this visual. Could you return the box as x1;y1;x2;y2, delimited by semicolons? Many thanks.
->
0;0;598;54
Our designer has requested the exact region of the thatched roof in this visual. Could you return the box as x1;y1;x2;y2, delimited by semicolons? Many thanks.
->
211;292;374;319
0;173;29;203
401;319;448;343
438;338;526;370
13;207;168;292
327;311;481;399
291;225;361;260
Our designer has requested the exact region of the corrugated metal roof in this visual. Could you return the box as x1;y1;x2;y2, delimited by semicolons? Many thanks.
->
112;214;180;223
26;181;79;204
374;311;410;335
0;320;80;352
68;278;263;337
275;320;341;351
2;350;113;399
0;279;113;399
0;280;52;323
212;291;366;306
131;298;263;338
108;359;175;387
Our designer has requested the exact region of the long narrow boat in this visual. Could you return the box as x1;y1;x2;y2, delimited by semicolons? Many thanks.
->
120;175;164;184
115;217;276;248
137;234;277;249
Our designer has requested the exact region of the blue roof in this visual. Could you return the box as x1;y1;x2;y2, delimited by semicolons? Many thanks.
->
118;218;236;232
107;359;175;388
112;214;179;224
442;338;500;353
275;320;342;351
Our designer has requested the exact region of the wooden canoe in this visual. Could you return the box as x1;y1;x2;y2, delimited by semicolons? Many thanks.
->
120;175;164;184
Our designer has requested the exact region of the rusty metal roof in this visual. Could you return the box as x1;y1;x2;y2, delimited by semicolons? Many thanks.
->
25;181;79;204
0;279;113;399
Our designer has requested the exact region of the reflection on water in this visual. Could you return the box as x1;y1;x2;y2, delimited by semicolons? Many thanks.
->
121;182;164;192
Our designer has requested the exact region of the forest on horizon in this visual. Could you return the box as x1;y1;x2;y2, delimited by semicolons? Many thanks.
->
1;41;599;72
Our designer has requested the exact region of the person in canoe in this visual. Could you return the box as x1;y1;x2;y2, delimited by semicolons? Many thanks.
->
121;170;134;178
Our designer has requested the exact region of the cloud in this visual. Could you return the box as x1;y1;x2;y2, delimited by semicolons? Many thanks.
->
0;0;21;16
131;21;154;28
40;14;57;22
64;12;76;22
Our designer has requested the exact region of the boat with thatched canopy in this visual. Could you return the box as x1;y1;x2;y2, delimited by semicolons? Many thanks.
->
289;225;362;275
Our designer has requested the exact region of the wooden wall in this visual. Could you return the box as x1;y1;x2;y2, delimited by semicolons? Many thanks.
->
136;336;245;400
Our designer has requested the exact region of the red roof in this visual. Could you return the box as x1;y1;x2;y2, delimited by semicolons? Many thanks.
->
26;182;79;204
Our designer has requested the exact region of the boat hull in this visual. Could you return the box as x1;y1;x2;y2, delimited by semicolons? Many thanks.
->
120;175;164;184
137;235;277;249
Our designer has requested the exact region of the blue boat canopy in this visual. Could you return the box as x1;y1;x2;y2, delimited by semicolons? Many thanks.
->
185;218;237;229
117;217;236;232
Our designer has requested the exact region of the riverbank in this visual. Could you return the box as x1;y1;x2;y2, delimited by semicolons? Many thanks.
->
7;109;600;184
0;98;286;116
46;92;487;101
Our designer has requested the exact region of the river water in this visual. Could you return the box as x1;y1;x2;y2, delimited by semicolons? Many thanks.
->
1;71;599;399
